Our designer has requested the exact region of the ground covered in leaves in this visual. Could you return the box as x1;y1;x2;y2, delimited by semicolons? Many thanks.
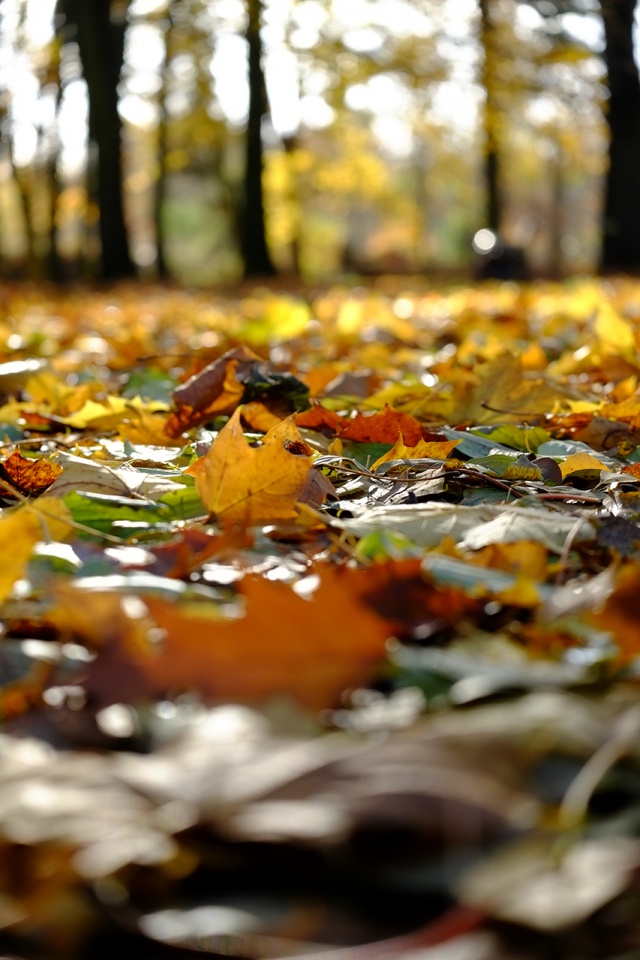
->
3;277;640;958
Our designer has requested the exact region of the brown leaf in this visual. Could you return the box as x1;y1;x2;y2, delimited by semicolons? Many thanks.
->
165;346;258;437
0;450;62;497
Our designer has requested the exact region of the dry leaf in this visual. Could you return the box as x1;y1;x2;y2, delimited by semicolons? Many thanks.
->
0;497;72;602
591;563;640;662
372;436;460;471
52;566;396;710
185;407;312;524
0;450;62;497
338;404;423;445
165;347;253;437
559;451;612;478
295;403;348;435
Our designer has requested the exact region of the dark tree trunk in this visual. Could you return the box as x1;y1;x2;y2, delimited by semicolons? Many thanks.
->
479;0;501;233
154;6;172;281
61;0;135;280
600;0;640;273
241;0;275;278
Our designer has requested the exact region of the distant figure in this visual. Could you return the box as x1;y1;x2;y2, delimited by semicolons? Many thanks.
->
472;228;529;281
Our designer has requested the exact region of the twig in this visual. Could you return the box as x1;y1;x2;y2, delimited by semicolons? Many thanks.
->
559;705;640;829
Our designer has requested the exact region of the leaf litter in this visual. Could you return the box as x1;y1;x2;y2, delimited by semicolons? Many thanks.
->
3;279;640;957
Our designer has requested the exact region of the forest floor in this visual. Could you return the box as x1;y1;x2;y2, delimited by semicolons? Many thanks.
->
1;275;640;959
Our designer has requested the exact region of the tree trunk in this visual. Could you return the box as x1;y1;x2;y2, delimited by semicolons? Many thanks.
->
600;0;640;273
479;0;501;233
154;6;172;280
62;0;135;280
241;0;275;278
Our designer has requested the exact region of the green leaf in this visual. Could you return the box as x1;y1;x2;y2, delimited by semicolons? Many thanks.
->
472;425;551;453
470;454;541;479
339;441;393;467
63;491;168;537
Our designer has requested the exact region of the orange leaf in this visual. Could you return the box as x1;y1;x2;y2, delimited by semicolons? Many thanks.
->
53;567;397;710
143;572;393;709
294;403;348;434
338;404;423;445
185;407;312;524
466;541;549;582
240;399;288;432
0;450;62;497
591;564;640;663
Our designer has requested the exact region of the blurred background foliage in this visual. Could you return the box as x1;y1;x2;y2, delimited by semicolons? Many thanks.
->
0;0;635;284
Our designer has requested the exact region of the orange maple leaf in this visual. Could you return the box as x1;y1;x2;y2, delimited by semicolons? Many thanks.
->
52;566;397;710
185;407;312;524
295;402;348;434
338;404;424;446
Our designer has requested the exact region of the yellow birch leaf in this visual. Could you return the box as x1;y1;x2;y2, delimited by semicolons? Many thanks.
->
186;407;312;524
559;452;612;479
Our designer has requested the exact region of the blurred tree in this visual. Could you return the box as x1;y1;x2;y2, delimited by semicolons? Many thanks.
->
522;0;639;273
57;0;135;280
475;0;604;274
599;0;640;272
479;0;501;233
242;0;275;278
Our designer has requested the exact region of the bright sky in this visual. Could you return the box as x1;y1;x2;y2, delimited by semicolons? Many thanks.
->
0;0;606;175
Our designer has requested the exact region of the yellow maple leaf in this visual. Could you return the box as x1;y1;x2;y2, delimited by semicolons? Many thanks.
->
372;436;460;471
186;407;312;524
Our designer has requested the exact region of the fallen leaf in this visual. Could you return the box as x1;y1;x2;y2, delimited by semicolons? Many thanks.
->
185;407;312;524
371;436;460;471
0;450;62;497
295;403;348;435
0;497;72;602
53;566;396;710
165;348;252;437
594;302;636;354
239;400;289;432
591;563;640;661
166;346;310;438
466;542;549;581
559;451;612;478
47;453;147;500
457;835;640;931
338;405;423;445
